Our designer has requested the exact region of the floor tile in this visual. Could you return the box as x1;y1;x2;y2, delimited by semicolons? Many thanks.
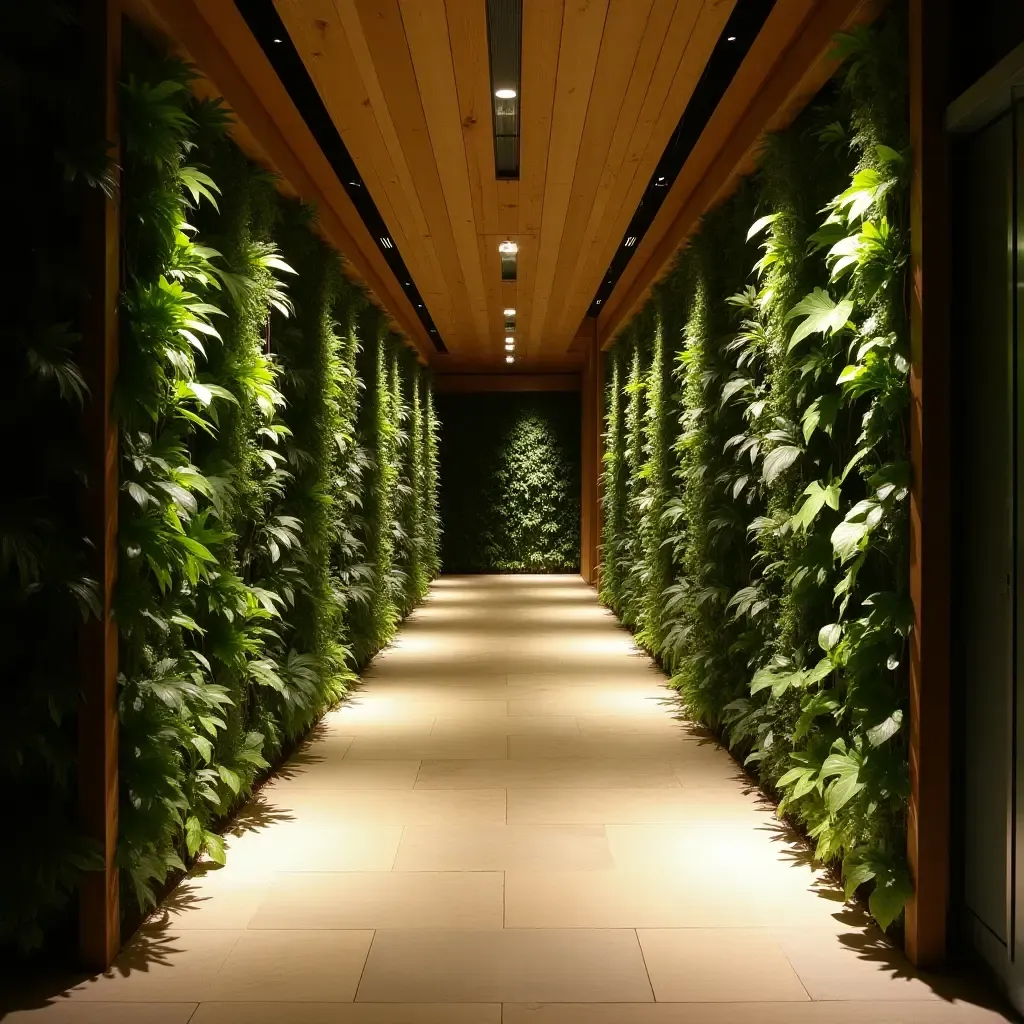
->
249;871;504;928
414;758;680;790
150;868;273;929
505;787;762;824
394;824;613;871
262;760;421;791
355;929;654;1002
430;714;581;738
500;1003;1015;1023
205;930;373;1001
222;824;403;871
60;928;241;1002
508;734;726;760
638;928;809;1001
189;1004;501;1023
259;788;505;826
2;1005;198;1023
344;734;508;760
772;927;944;1001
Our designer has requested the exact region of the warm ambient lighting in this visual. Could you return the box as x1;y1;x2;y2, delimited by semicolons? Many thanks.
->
505;336;515;344
495;88;517;99
505;355;514;363
505;341;515;351
498;240;518;254
503;308;516;317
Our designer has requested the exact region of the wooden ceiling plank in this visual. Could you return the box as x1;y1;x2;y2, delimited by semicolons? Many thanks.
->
140;0;433;358
545;0;685;342
527;0;611;357
338;0;479;351
444;0;506;356
399;0;492;348
276;0;454;337
559;0;734;346
597;0;882;346
515;0;564;356
537;0;656;349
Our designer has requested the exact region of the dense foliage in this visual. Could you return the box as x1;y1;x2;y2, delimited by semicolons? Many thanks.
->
0;34;439;954
1;0;113;952
600;18;912;930
438;392;580;573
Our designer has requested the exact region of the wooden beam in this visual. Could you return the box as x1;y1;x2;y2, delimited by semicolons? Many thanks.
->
580;321;601;584
127;0;434;361
597;0;882;348
434;373;581;394
79;0;121;971
905;0;952;969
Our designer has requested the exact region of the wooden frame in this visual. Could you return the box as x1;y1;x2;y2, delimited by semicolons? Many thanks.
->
580;323;602;585
78;0;122;971
905;0;952;969
433;373;580;394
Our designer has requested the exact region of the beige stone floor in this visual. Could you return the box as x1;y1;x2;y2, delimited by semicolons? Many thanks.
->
7;575;1014;1023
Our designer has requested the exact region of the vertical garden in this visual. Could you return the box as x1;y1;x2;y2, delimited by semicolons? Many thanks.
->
438;392;581;573
600;16;913;930
2;21;440;954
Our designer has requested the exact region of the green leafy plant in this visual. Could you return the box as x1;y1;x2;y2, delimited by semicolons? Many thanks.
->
439;393;580;573
599;13;911;930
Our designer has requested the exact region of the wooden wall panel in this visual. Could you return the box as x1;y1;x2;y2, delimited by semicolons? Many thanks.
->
79;0;121;971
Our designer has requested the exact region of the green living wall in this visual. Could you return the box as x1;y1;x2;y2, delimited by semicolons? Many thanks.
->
1;29;440;953
600;16;912;930
438;391;580;573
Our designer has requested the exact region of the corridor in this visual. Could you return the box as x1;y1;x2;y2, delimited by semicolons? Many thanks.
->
22;576;1009;1022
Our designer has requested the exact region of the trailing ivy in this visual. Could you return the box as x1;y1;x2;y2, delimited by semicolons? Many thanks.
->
439;393;580;573
599;15;912;930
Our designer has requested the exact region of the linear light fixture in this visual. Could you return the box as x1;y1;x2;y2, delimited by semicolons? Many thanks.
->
498;239;518;254
487;0;522;179
380;237;394;249
503;307;516;316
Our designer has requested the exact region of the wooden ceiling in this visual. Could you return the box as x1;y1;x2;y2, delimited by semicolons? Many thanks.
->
274;0;735;359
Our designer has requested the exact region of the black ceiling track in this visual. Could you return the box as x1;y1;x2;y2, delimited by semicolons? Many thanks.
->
587;0;778;319
233;0;447;353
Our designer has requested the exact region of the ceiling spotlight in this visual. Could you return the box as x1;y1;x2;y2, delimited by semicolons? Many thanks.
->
503;308;516;317
505;340;515;350
505;335;515;344
498;239;518;254
273;38;283;43
727;35;737;42
495;88;517;99
505;354;515;363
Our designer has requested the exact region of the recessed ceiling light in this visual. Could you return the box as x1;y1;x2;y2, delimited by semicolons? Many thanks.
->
505;335;515;344
727;35;737;42
273;38;283;43
505;354;514;363
498;240;518;254
505;340;515;350
596;299;603;305
495;88;517;99
503;308;516;317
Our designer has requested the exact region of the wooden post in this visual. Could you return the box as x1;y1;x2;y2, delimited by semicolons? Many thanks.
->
905;0;951;968
79;0;121;972
580;323;602;585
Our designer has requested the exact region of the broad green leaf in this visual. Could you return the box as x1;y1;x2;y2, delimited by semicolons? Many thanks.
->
818;623;842;651
185;815;203;858
217;765;241;794
763;445;802;485
786;289;855;351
